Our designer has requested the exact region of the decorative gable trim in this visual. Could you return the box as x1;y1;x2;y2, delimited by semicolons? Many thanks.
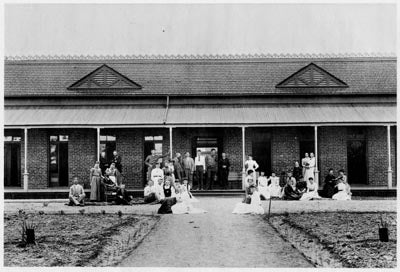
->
276;63;348;88
67;64;142;90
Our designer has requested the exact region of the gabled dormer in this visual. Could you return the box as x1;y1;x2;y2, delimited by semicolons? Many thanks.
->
68;64;142;90
276;63;348;88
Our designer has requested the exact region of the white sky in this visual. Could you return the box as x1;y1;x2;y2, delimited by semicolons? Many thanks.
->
4;3;397;56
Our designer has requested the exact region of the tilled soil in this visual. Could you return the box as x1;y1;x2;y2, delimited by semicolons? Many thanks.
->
3;213;159;266
269;212;397;268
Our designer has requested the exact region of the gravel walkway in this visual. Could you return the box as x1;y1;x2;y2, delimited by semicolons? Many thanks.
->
118;197;313;267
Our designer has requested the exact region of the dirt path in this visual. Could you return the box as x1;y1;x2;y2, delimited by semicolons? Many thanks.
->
118;197;313;267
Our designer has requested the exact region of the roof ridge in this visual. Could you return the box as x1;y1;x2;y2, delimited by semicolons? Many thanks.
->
4;52;396;61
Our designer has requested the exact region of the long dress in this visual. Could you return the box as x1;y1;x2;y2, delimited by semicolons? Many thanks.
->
171;192;207;214
300;182;321;201
268;176;281;197
257;176;270;200
304;157;315;183
232;191;264;214
182;184;199;203
332;182;351;200
90;168;102;201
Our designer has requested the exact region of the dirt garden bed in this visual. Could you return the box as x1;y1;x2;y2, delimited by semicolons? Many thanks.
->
267;212;396;268
4;212;160;266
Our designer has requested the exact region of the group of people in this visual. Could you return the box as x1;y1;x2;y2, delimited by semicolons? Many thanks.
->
145;149;231;190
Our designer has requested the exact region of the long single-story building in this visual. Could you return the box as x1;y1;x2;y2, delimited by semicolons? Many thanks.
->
4;53;397;196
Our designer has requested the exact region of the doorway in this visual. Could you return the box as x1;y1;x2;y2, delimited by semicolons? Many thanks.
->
252;141;271;176
49;135;69;187
4;138;21;187
143;135;164;185
347;127;367;184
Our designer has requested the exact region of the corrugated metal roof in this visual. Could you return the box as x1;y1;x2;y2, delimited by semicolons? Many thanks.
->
166;104;396;125
4;57;396;97
5;106;166;126
4;104;395;126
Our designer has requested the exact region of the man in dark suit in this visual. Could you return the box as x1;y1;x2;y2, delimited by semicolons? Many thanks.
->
112;150;122;173
219;152;230;189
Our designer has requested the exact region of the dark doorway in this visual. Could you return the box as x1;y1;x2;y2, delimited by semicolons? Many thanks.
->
347;127;367;184
299;140;315;162
4;143;21;187
252;141;271;175
49;135;69;187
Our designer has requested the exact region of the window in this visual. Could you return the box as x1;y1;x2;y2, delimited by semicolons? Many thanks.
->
4;132;21;187
144;135;163;155
100;135;116;162
347;127;367;184
49;135;69;187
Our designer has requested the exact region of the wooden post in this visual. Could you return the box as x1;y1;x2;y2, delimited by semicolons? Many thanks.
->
169;126;173;159
23;128;28;192
387;125;392;189
96;127;100;161
242;126;246;190
314;126;319;189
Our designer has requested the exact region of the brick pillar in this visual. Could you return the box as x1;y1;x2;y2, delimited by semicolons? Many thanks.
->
23;128;29;191
387;125;393;188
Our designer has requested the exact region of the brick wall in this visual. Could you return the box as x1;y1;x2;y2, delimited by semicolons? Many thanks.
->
27;129;48;189
318;127;347;182
390;126;396;186
367;126;388;186
271;127;300;174
68;129;97;189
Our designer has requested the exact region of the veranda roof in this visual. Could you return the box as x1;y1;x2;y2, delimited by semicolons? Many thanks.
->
4;103;396;127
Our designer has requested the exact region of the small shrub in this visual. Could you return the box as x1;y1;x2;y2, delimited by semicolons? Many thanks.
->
59;210;65;215
117;210;123;217
101;210;106;215
43;202;49;207
38;211;45;215
79;209;85;215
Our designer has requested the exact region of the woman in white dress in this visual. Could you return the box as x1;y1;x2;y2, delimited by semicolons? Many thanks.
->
232;186;264;214
301;153;310;179
332;170;351;200
171;184;207;214
245;155;259;182
268;172;281;197
300;177;321;201
257;172;270;200
303;153;315;182
182;179;199;203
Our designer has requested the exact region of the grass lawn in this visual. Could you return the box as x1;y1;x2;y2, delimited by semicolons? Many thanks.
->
4;212;160;266
268;212;396;268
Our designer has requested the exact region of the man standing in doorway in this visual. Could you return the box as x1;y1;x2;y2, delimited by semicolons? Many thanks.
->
219;152;230;189
194;149;206;190
182;152;195;187
112;150;122;173
205;149;218;190
173;152;184;182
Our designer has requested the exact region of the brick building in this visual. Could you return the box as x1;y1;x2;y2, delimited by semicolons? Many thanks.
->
3;54;396;195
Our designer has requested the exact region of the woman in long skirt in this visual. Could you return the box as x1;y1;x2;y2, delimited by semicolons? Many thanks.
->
90;161;102;201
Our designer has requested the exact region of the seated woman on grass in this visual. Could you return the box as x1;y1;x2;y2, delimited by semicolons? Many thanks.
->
257;172;270;200
300;177;321;201
332;169;352;200
182;178;199;203
171;184;207;214
282;178;302;200
244;170;256;204
144;180;157;203
232;185;264;214
267;171;281;198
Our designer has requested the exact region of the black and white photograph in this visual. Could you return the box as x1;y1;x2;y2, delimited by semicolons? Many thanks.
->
1;0;397;269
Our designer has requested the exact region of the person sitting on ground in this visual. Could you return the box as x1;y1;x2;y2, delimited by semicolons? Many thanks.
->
257;171;270;200
332;169;352;200
182;178;198;203
151;162;164;184
267;171;281;198
116;184;133;205
300;177;321;201
244;170;256;203
171;184;207;214
296;177;307;194
154;178;165;202
163;178;175;198
144;180;157;203
232;185;264;214
322;168;337;198
68;177;86;206
282;178;302;200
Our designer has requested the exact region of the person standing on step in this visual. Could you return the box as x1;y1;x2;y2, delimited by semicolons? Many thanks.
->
112;150;122;174
219;152;230;189
205;149;218;190
245;155;259;183
90;161;102;202
182;152;195;187
173;152;184;183
144;149;169;181
194;149;205;190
